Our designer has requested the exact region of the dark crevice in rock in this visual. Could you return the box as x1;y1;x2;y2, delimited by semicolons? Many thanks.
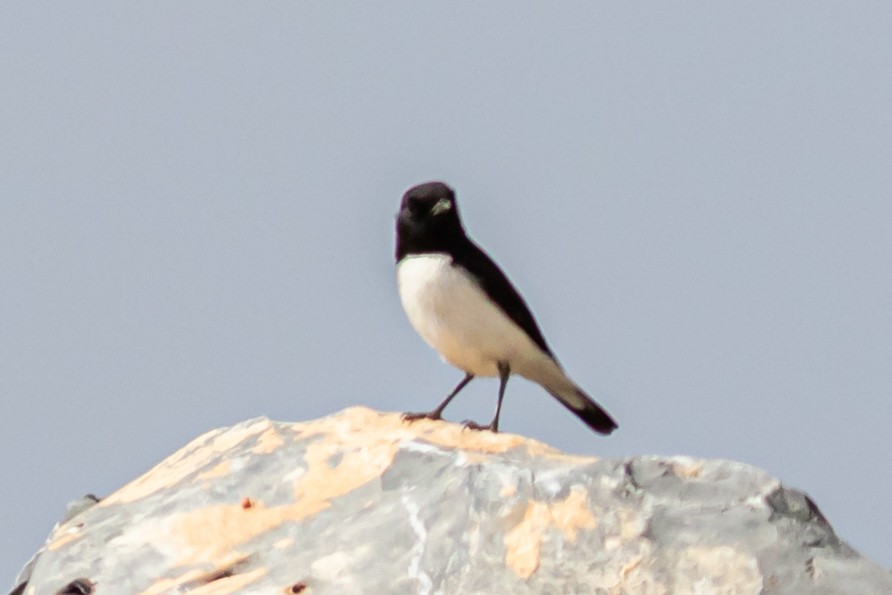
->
766;487;829;528
805;556;816;579
764;486;850;554
623;461;642;492
179;556;253;590
55;578;94;595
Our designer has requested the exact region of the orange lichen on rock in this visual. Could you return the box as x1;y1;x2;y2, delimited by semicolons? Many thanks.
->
197;461;231;481
139;565;267;595
252;427;286;454
300;407;597;465
292;430;398;515
46;531;82;552
103;419;273;505
129;414;400;568
671;458;704;478
504;487;598;578
149;502;289;567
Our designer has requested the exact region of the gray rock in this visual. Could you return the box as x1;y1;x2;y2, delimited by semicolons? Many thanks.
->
14;407;892;594
9;494;100;595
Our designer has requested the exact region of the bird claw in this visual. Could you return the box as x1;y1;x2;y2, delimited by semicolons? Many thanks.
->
402;411;441;423
461;419;497;432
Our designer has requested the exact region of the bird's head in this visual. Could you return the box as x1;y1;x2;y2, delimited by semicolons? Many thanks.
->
396;181;464;258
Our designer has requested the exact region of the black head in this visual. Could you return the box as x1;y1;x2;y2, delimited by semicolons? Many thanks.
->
396;181;466;260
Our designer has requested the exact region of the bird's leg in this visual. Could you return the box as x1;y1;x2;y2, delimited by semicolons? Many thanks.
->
403;373;474;423
464;362;510;432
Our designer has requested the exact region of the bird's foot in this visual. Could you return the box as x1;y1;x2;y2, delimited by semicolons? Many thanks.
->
402;411;442;423
461;419;498;433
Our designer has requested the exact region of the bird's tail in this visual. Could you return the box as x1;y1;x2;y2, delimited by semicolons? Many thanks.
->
520;356;618;435
545;385;618;435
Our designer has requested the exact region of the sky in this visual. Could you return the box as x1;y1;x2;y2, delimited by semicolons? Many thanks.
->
2;2;891;583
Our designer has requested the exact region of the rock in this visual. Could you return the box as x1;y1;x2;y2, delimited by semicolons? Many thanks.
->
9;494;101;595
12;407;892;594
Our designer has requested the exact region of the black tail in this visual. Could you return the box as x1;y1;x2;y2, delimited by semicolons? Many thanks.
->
547;387;618;435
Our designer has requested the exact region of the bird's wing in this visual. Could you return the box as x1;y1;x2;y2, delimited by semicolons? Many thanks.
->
452;240;555;359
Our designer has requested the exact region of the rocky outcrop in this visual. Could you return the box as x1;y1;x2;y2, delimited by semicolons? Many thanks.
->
12;407;892;594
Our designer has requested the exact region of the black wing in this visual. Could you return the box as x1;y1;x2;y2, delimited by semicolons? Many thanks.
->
451;239;555;359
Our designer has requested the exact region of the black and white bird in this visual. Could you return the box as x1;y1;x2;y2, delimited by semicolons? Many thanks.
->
395;181;617;435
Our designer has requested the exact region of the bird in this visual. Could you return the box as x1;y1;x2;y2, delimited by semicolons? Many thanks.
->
395;181;617;435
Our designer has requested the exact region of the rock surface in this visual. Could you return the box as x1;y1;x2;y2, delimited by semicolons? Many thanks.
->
14;407;892;594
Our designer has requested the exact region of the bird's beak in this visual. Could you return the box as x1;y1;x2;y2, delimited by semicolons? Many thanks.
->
431;198;452;216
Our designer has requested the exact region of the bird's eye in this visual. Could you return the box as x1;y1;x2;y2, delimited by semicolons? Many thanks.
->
430;198;452;216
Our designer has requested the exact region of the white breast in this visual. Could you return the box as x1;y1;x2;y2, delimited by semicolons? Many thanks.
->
396;253;544;377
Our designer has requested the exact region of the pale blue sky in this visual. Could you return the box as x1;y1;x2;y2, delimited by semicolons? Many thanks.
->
2;2;891;582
